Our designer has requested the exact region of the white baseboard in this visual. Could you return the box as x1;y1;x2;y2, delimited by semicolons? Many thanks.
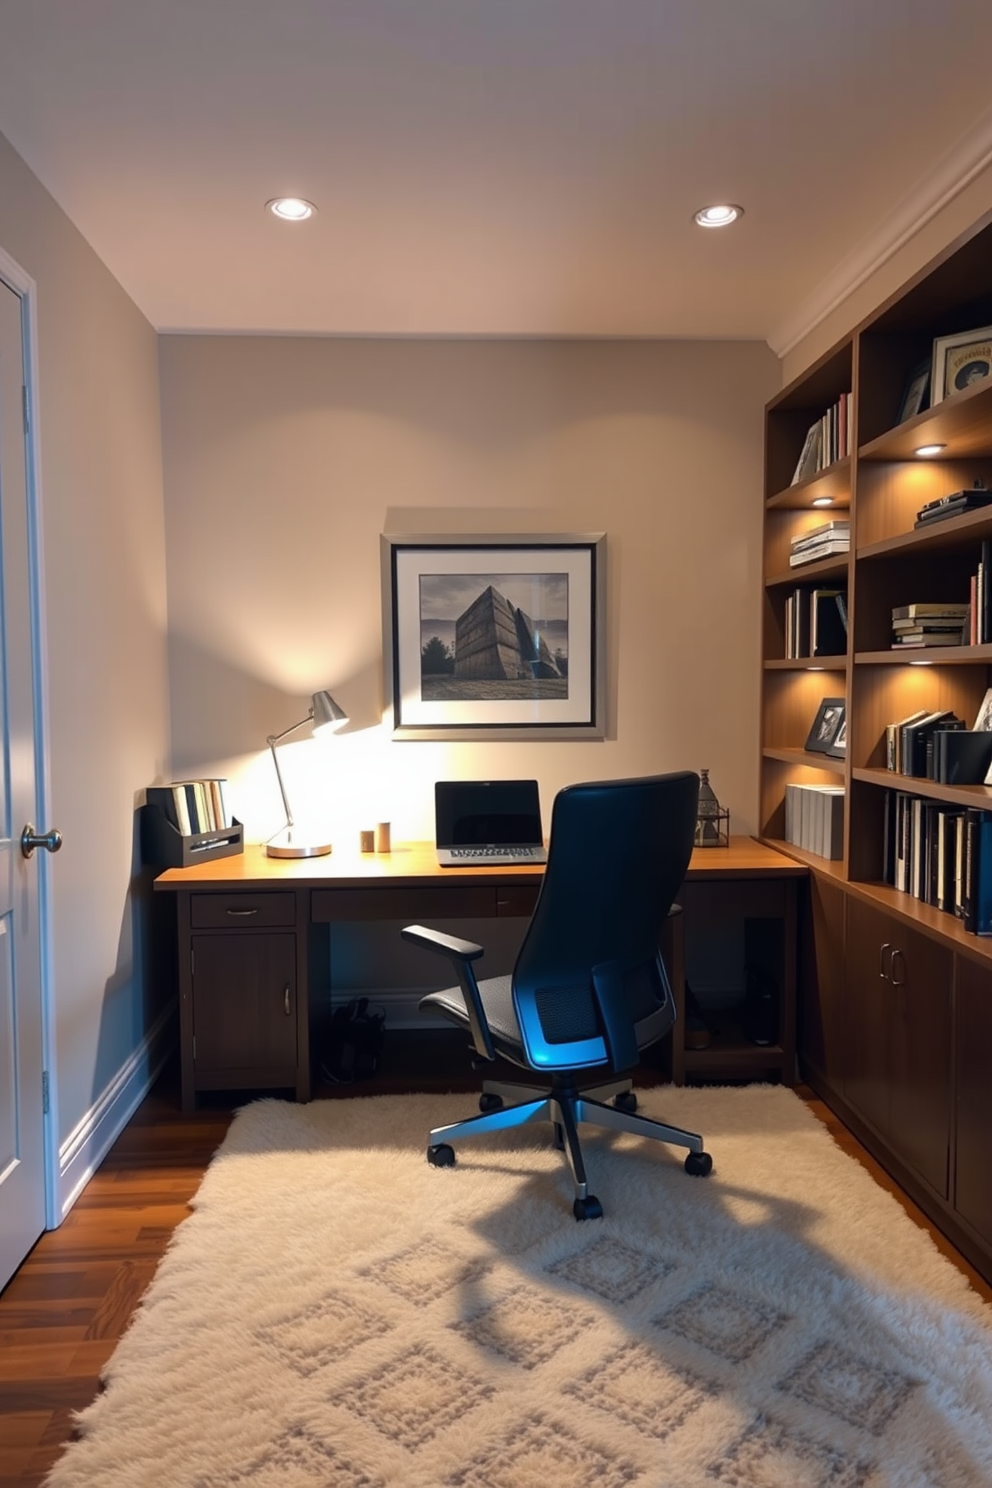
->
56;1002;177;1223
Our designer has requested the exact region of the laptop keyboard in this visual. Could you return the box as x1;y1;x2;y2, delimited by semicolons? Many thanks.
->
448;846;540;861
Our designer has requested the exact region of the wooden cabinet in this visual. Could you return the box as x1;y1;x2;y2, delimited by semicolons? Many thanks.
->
176;889;309;1111
761;206;992;1282
844;897;951;1198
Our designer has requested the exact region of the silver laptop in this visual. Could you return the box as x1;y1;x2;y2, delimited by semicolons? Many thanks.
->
435;779;547;867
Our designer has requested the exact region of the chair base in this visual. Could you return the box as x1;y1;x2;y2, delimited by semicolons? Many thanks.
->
427;1077;711;1219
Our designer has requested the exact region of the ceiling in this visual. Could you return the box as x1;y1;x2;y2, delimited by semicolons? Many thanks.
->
3;1;992;352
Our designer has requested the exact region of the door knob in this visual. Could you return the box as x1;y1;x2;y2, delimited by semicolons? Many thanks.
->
21;824;63;858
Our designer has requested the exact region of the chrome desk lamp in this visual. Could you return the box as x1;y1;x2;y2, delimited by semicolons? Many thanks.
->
265;689;348;858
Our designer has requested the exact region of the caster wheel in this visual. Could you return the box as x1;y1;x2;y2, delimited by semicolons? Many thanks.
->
573;1195;604;1221
684;1150;713;1177
479;1092;503;1114
614;1090;638;1114
427;1143;456;1168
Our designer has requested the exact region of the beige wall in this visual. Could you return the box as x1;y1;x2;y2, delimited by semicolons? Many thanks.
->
783;160;992;384
159;335;778;847
0;131;169;1158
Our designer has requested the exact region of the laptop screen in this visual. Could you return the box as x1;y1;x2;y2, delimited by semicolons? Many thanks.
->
435;780;543;847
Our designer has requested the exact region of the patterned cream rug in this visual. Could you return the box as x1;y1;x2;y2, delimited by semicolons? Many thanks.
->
45;1086;992;1488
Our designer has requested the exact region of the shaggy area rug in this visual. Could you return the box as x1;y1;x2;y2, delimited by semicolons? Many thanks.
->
45;1086;992;1488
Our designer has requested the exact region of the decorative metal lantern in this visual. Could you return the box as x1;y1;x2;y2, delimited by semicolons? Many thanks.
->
694;768;730;847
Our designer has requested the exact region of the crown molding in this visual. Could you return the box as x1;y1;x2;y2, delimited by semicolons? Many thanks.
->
768;104;992;360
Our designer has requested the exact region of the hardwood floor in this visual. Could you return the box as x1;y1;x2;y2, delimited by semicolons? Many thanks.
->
1;1044;989;1487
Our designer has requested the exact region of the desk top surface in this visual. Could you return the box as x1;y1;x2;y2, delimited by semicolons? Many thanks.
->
154;835;805;892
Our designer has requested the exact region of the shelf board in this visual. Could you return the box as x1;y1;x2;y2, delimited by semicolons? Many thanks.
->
859;379;992;463
766;459;851;510
852;765;992;809
763;748;846;774
766;555;851;587
843;875;992;960
757;837;848;882
858;504;992;559
854;646;992;664
764;657;847;671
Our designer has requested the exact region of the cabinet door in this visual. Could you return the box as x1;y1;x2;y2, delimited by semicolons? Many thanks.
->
191;933;298;1074
955;955;992;1248
845;898;951;1195
799;873;846;1090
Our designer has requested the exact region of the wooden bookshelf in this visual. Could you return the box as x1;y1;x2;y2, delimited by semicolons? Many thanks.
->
760;206;992;1287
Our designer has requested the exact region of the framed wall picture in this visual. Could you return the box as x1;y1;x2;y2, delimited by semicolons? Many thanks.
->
931;324;992;405
896;358;931;423
805;697;845;754
380;532;606;739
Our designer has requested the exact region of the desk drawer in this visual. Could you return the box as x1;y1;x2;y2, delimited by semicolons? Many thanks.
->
496;886;539;917
311;887;495;922
190;892;298;928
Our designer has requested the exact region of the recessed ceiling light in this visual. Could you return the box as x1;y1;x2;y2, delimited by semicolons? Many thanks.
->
914;443;945;457
267;197;316;221
812;496;834;507
693;204;743;229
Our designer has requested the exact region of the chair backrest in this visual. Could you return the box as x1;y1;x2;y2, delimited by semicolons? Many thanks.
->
511;772;699;1072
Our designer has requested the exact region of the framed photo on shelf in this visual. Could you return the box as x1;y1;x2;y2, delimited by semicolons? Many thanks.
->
931;323;992;405
825;716;847;758
380;531;606;740
896;358;931;423
805;697;845;754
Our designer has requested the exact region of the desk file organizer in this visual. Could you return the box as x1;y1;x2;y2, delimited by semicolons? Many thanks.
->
141;802;244;869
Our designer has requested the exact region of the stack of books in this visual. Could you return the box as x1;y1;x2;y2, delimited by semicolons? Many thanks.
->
146;779;232;837
789;520;851;568
784;783;844;859
789;392;853;485
891;602;969;648
914;482;992;528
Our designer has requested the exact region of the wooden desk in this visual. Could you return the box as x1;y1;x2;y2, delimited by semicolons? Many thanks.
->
154;836;804;1111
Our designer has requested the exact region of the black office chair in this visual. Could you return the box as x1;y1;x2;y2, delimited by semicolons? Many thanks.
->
401;771;713;1220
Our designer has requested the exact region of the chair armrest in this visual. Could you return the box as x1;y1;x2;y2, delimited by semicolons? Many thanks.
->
401;924;484;960
401;924;495;1063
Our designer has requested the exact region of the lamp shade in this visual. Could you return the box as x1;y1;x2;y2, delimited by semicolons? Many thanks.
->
311;690;348;734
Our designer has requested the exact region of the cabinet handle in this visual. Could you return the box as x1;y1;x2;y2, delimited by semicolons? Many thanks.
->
878;942;892;981
284;984;291;1016
890;947;906;987
226;907;258;917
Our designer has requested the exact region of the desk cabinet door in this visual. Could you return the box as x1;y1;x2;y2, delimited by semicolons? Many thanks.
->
191;933;298;1074
845;898;951;1196
955;954;992;1249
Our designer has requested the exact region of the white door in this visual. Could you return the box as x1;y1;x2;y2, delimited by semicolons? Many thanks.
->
0;272;54;1291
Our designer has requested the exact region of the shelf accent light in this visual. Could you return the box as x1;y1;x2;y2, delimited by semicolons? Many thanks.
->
914;443;945;457
812;496;834;507
265;690;348;858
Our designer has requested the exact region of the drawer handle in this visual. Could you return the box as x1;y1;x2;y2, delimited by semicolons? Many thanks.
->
878;942;892;980
284;984;291;1016
226;907;259;917
890;948;906;987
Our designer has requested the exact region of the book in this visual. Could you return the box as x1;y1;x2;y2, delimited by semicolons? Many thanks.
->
933;730;992;785
901;710;959;777
891;602;969;620
963;809;992;935
810;588;847;656
891;633;965;648
791;519;851;548
886;709;928;772
789;539;850;568
790;422;822;485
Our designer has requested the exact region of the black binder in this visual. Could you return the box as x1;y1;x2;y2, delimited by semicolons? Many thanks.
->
933;729;992;785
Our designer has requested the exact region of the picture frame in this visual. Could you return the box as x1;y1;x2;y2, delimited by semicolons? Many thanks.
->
896;357;931;424
825;716;847;759
380;532;606;739
931;323;992;406
805;697;845;754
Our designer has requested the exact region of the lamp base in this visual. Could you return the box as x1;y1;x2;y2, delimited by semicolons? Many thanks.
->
266;828;332;859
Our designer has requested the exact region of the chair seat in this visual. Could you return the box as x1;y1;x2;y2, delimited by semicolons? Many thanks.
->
420;977;528;1067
